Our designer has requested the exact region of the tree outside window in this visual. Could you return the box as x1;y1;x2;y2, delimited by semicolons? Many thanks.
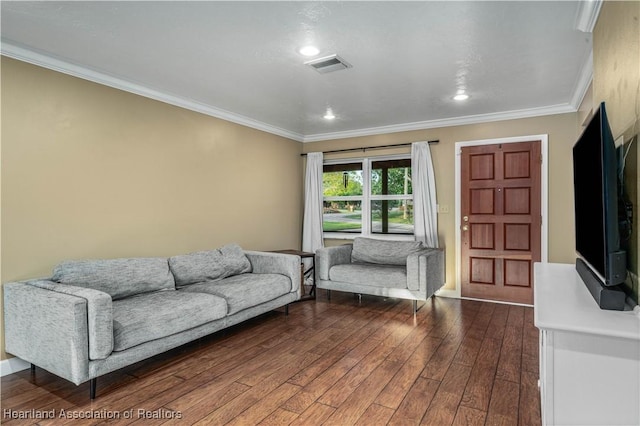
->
322;157;413;236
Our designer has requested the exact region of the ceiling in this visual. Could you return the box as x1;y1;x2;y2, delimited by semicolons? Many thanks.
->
0;1;596;142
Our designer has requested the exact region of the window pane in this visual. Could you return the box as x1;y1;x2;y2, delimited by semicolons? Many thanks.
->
371;200;413;234
323;200;362;233
371;159;412;196
323;164;363;197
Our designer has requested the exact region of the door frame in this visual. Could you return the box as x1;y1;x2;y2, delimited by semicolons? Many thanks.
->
449;134;549;301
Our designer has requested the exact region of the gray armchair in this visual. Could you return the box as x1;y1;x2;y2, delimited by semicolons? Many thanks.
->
316;237;444;312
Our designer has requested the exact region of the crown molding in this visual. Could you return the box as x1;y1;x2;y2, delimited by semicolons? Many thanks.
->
303;52;595;143
574;0;603;33
302;103;576;142
0;41;305;142
570;51;594;110
2;40;588;146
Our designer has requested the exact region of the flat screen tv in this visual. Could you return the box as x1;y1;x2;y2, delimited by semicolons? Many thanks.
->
573;102;627;305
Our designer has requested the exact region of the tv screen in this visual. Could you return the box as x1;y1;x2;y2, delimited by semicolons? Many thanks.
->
573;102;626;287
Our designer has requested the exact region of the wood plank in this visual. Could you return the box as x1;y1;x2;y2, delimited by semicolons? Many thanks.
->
375;336;441;409
485;378;520;425
355;403;396;426
460;366;496;412
421;391;464;426
421;363;473;425
484;303;509;340
452;405;487;426
495;318;523;383
256;407;299;425
192;352;319;425
282;319;402;413
324;359;404;425
521;308;540;375
387;377;440;425
420;334;463;381
519;370;541;426
289;402;335;426
149;382;249;426
225;382;300;426
317;339;395;408
43;375;184;426
452;334;483;367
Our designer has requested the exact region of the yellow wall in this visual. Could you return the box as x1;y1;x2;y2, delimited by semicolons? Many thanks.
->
304;114;579;292
593;0;640;141
0;58;303;360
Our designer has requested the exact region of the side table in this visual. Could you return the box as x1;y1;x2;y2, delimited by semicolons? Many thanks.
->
271;249;315;301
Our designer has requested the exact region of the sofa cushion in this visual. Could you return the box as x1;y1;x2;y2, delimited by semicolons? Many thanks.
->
52;258;175;300
219;242;253;275
351;237;423;266
169;243;252;287
178;273;291;315
112;291;227;351
330;263;407;289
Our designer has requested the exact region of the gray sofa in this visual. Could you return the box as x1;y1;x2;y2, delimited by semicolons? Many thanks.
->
3;243;300;398
316;237;444;312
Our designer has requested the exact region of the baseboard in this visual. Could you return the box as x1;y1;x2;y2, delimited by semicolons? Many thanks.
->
1;357;30;377
461;296;533;308
435;288;459;299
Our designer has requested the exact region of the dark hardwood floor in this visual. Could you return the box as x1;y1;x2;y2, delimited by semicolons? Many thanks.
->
1;290;541;425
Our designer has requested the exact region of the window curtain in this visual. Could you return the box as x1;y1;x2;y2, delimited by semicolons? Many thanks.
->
302;152;324;267
412;142;439;248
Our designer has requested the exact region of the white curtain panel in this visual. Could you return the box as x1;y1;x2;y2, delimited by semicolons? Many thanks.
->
302;152;324;265
412;142;439;248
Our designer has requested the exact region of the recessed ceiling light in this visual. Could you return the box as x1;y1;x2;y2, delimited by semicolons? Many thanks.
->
299;45;319;57
453;93;470;101
324;109;336;120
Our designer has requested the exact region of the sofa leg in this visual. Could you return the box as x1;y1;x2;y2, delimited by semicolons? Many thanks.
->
327;290;331;300
413;300;418;313
90;378;97;400
285;304;289;316
30;363;36;375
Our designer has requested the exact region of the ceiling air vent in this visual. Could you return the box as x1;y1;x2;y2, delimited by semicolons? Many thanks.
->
305;54;352;74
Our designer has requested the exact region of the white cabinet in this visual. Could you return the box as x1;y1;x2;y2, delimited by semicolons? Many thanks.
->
534;263;640;426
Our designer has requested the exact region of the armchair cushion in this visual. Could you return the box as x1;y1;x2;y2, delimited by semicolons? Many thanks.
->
351;237;423;265
330;264;407;289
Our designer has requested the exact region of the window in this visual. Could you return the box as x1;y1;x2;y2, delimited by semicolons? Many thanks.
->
371;159;413;234
323;156;413;236
323;162;363;233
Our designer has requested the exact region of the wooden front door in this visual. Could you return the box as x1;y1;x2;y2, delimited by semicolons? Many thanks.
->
460;141;542;304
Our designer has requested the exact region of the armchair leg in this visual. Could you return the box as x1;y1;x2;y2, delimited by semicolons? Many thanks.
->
90;378;97;400
327;290;331;300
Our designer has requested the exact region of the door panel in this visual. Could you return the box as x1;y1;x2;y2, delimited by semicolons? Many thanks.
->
461;141;541;304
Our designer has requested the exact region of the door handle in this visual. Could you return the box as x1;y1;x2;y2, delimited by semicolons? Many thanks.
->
462;225;469;231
